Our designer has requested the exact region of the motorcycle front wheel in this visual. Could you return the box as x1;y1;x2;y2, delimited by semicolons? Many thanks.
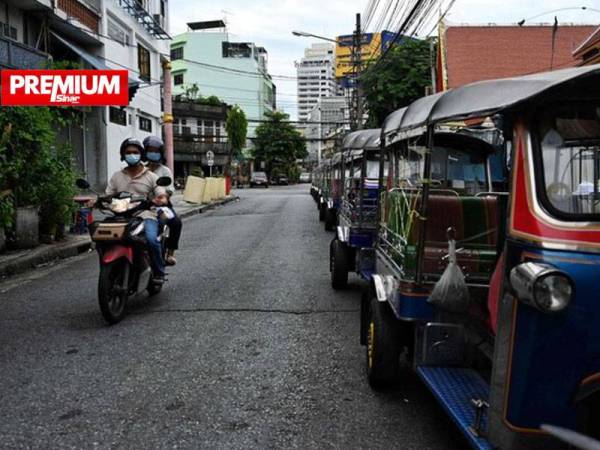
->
98;259;129;324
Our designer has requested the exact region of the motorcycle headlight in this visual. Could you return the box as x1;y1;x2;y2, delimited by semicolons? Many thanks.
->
510;262;573;313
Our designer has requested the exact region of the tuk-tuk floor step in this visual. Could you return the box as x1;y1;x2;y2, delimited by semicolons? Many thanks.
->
416;366;492;450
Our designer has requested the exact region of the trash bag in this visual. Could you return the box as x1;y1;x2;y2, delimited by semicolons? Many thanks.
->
428;238;470;313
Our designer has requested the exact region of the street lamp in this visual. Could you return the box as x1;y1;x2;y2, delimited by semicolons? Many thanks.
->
292;30;338;44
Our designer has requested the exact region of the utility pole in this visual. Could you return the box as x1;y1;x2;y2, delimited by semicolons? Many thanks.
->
351;13;363;130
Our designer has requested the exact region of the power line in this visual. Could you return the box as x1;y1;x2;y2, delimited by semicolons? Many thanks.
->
179;59;297;81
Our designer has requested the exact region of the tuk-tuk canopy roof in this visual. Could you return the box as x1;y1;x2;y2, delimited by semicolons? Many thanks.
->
341;129;381;152
385;63;600;141
382;107;407;138
351;129;381;150
341;131;363;149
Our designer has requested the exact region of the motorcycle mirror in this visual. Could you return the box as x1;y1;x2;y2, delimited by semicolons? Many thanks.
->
75;178;90;189
156;176;172;187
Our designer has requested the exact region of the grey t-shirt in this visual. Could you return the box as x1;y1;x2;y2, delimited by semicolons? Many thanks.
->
105;167;166;220
148;163;175;196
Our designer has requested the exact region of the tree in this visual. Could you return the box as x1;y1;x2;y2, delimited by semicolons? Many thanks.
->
225;105;248;177
361;38;433;126
252;111;307;178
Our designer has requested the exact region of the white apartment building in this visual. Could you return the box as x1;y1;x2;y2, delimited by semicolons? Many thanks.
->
296;43;337;123
305;95;349;164
100;0;170;181
0;0;170;187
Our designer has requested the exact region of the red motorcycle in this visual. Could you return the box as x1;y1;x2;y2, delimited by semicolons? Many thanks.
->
76;177;171;324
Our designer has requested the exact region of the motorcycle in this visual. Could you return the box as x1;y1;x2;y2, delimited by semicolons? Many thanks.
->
75;177;172;324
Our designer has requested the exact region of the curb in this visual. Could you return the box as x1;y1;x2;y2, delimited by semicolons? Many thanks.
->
0;237;92;279
177;195;239;220
0;195;240;279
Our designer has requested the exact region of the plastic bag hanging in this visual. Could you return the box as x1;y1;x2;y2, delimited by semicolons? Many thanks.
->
428;228;470;313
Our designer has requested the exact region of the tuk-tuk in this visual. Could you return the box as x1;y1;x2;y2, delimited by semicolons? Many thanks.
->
322;152;344;231
313;159;330;221
311;164;324;204
330;128;383;289
361;64;600;449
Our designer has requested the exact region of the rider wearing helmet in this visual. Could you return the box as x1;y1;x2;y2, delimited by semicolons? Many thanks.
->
143;135;182;266
106;138;168;282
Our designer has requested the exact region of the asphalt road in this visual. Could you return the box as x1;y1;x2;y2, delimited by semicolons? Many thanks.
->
0;185;466;449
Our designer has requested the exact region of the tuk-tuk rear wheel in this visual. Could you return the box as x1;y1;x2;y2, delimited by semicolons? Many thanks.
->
366;293;402;389
331;239;349;289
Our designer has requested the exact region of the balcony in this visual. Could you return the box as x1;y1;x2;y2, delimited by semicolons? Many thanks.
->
0;36;48;69
174;133;230;164
172;101;229;120
117;0;170;40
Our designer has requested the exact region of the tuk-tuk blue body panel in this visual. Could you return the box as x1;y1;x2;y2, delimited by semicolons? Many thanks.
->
349;231;375;249
504;245;600;431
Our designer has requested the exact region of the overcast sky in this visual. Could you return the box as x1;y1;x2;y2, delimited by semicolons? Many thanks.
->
169;1;599;119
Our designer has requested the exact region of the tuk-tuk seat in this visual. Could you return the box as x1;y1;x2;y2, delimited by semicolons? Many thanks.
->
385;193;499;280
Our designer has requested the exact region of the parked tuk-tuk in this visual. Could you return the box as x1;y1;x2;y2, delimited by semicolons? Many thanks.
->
361;64;600;449
322;152;344;231
311;164;324;204
312;159;330;221
330;128;383;288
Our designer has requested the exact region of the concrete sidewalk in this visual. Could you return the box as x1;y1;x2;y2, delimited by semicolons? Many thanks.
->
0;192;238;279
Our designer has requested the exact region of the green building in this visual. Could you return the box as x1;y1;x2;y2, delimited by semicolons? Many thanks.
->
170;20;276;141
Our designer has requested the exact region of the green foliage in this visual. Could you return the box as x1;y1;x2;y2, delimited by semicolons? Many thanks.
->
0;106;79;235
361;38;433;126
252;111;308;178
182;83;223;106
225;106;248;160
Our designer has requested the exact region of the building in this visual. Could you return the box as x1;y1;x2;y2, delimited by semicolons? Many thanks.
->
0;0;170;187
172;99;230;179
437;24;596;90
335;31;396;89
573;26;600;66
295;43;337;123
304;96;349;164
170;21;275;141
100;0;171;183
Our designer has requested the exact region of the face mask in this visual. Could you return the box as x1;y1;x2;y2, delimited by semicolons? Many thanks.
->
146;152;161;162
125;154;141;166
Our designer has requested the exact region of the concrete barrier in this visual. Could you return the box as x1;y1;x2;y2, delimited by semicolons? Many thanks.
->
183;176;206;204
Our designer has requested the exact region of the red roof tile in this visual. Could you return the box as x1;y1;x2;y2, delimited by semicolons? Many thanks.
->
444;25;597;88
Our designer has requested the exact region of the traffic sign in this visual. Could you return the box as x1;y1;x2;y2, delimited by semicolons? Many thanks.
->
206;150;215;167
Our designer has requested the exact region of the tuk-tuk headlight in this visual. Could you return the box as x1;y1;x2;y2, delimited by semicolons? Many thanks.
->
533;274;572;313
510;262;573;313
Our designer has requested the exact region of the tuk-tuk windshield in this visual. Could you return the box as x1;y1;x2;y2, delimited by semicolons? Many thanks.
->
537;103;600;218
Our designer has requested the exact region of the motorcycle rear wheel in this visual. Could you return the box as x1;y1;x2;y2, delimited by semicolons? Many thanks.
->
98;260;129;324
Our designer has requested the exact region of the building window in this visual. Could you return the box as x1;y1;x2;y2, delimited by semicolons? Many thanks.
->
138;44;151;81
109;107;127;126
171;46;183;61
139;116;152;132
181;119;190;135
173;73;184;85
107;17;129;45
